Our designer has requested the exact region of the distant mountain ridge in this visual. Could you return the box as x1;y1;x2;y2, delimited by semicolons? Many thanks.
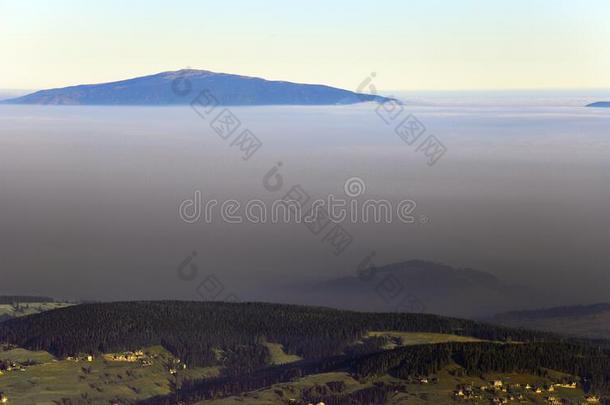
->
2;69;393;106
283;260;548;318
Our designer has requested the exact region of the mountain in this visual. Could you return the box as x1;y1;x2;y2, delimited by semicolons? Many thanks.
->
586;101;610;108
492;303;610;340
282;260;548;319
1;69;392;106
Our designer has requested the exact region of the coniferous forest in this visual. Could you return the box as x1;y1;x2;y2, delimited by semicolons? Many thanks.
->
137;341;610;404
0;301;555;366
1;301;609;404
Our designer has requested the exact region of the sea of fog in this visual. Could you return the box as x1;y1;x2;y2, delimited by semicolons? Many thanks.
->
0;94;609;308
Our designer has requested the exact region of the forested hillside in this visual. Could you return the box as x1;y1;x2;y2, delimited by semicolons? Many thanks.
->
138;341;610;404
0;301;552;367
1;301;609;404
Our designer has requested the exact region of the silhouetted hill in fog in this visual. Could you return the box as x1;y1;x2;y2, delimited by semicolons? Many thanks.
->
284;260;549;318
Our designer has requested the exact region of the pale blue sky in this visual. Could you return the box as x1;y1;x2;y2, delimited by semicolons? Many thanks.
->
1;0;609;91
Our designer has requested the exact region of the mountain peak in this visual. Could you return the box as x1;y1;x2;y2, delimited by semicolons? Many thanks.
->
158;68;215;78
283;260;543;318
2;69;393;106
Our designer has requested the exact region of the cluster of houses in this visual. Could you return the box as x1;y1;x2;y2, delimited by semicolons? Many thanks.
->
103;350;145;362
451;378;592;404
0;361;26;374
101;350;156;367
0;362;25;375
63;349;190;373
64;350;165;369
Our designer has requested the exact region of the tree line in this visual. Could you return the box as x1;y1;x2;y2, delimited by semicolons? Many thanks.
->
0;301;562;368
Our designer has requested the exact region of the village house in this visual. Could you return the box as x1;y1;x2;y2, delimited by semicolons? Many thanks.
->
585;395;600;403
554;381;577;389
103;350;147;362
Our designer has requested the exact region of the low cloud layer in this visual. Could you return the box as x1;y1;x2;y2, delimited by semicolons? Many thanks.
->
0;100;608;310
